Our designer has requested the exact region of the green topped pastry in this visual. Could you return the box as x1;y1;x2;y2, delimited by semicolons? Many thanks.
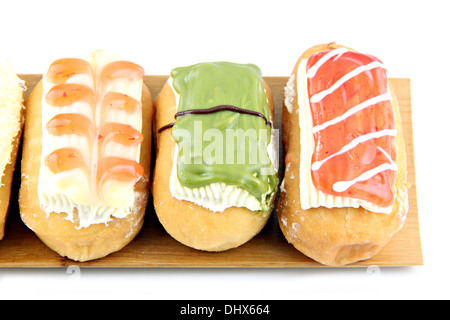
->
153;61;278;251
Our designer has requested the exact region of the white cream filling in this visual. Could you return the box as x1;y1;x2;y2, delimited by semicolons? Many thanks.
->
289;59;393;214
38;50;143;228
167;77;277;213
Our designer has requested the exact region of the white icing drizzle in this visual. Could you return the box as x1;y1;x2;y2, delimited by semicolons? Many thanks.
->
307;47;349;79
312;92;392;134
377;145;397;168
311;129;397;171
332;147;398;192
310;61;386;103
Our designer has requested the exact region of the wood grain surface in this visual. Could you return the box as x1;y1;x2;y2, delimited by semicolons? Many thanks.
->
0;75;422;268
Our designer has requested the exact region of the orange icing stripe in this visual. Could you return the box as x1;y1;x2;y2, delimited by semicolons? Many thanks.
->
46;113;93;138
45;58;93;85
45;84;95;107
98;123;143;147
101;92;142;114
97;157;144;185
100;61;145;82
45;148;88;175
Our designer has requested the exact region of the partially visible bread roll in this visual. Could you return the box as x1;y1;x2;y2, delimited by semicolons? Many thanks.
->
19;52;153;261
277;43;409;266
0;59;25;240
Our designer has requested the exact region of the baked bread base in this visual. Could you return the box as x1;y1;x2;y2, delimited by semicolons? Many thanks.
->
18;81;153;262
152;80;276;252
0;127;23;240
0;66;24;240
277;43;409;266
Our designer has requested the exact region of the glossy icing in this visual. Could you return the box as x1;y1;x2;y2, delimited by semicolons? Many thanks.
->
306;50;397;208
38;51;145;228
169;62;277;211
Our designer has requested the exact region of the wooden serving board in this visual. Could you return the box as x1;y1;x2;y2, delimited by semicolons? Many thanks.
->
0;75;423;268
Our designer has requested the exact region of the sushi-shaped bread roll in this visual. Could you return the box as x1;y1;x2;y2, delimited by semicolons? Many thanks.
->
278;43;409;266
153;62;278;251
0;59;25;240
19;50;153;261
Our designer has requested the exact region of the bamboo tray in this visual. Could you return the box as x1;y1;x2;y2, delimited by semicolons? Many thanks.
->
0;75;423;268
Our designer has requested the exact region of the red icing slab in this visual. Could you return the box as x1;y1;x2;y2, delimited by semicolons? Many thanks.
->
306;50;397;207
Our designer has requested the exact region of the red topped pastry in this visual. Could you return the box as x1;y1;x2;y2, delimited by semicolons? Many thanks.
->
277;43;409;266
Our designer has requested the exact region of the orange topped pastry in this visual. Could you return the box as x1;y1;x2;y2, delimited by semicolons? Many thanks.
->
19;50;153;262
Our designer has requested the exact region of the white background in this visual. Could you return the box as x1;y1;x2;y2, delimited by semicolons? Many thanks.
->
1;0;449;300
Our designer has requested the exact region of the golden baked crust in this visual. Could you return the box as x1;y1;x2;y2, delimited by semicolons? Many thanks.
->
277;43;409;266
0;66;24;240
152;79;276;252
0;119;23;240
18;80;153;262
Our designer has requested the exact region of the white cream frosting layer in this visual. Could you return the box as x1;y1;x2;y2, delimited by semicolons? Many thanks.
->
168;77;277;213
38;50;143;228
289;59;393;214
